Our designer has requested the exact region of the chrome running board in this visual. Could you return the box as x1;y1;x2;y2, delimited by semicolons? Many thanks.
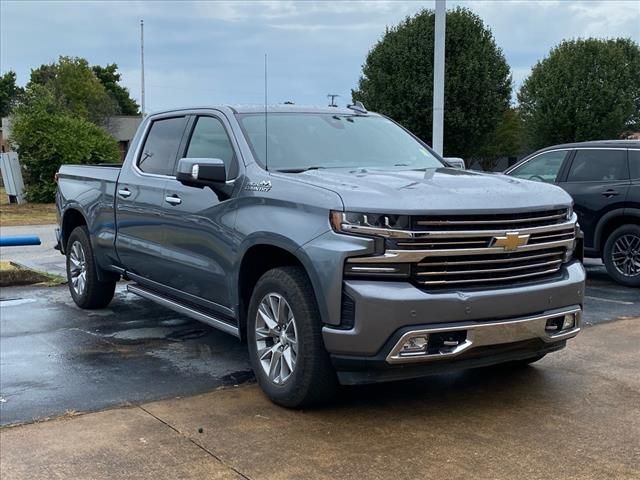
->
127;284;240;338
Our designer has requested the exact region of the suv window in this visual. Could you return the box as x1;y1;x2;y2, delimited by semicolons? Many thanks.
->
629;150;640;179
567;149;628;182
138;117;187;176
186;116;237;178
509;150;567;183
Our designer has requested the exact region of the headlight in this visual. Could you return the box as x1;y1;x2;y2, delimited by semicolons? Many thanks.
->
330;211;410;237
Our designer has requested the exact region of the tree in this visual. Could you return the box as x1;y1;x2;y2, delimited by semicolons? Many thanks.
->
352;7;512;159
518;38;640;149
476;107;523;170
0;70;23;117
92;64;140;115
30;56;117;125
10;84;119;202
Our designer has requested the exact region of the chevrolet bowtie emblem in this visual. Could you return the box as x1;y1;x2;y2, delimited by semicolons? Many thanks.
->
491;232;530;251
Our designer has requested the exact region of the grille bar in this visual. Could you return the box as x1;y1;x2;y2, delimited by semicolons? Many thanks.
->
416;250;564;267
416;268;561;286
416;259;563;276
416;212;566;226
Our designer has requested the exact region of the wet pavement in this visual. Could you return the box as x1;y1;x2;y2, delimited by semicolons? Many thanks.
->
0;259;637;426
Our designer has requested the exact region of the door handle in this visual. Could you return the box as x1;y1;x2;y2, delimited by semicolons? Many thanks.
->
602;189;620;198
118;188;132;198
165;195;182;205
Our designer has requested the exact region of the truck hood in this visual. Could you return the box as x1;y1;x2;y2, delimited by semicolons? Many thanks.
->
284;167;572;214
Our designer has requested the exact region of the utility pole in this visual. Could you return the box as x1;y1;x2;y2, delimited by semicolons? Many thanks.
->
140;19;146;116
432;0;446;155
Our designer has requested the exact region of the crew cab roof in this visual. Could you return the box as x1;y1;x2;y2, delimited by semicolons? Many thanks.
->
148;105;376;116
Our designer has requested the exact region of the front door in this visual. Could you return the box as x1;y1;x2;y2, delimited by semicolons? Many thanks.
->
558;148;631;250
159;113;241;314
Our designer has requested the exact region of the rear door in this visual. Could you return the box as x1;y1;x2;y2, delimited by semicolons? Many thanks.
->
115;115;188;282
558;148;631;251
159;112;241;314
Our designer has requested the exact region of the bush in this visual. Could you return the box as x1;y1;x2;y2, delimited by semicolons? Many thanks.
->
10;86;119;202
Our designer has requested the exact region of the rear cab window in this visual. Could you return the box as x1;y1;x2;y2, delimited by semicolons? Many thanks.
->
137;117;188;176
566;149;628;182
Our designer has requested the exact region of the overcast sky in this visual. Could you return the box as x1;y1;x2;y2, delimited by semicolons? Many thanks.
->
1;1;638;112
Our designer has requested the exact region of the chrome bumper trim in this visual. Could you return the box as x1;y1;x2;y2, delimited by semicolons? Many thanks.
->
386;307;581;365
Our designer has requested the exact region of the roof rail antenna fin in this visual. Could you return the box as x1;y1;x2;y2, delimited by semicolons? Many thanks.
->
347;101;368;114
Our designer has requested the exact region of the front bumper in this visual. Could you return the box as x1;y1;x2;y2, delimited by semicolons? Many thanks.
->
322;260;585;384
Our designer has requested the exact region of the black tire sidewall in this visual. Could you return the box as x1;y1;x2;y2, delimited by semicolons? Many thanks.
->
246;267;335;407
603;224;640;287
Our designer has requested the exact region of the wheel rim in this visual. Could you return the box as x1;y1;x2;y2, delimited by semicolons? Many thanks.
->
611;233;640;277
69;240;88;296
254;293;298;385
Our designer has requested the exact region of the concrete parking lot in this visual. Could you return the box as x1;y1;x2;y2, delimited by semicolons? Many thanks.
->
1;228;639;479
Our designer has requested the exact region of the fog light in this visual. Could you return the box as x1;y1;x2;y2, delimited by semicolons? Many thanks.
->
399;335;428;356
562;313;575;330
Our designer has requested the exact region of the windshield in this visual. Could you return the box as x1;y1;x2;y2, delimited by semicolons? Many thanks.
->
236;113;444;172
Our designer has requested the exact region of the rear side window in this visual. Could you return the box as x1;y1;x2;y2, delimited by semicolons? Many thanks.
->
567;149;628;182
185;116;237;178
630;150;640;179
138;117;187;176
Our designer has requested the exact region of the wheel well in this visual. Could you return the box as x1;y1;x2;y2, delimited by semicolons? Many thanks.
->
599;215;638;253
61;209;87;250
238;245;305;337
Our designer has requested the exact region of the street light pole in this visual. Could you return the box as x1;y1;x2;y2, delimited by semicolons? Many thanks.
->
432;0;446;156
140;19;146;116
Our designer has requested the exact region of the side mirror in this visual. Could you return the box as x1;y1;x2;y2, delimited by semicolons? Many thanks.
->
444;157;466;169
176;158;226;187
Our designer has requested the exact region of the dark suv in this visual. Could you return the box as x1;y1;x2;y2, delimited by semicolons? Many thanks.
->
506;140;639;287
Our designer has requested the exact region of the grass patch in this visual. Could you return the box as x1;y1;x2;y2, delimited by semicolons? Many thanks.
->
0;260;65;287
0;186;57;227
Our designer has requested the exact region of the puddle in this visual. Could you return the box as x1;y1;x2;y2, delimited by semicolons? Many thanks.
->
0;298;37;307
110;327;176;341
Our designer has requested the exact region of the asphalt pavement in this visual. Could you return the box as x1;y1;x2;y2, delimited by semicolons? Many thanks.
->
0;257;637;426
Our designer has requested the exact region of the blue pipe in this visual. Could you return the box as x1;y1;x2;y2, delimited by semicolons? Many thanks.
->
0;236;42;247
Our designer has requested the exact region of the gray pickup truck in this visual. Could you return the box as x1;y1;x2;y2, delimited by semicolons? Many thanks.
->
56;104;585;407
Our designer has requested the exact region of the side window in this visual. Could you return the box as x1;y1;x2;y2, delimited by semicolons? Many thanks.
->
629;150;639;179
138;117;187;176
567;149;628;182
186;116;237;178
510;150;567;183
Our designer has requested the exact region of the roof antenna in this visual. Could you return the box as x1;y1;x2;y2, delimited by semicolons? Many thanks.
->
264;53;269;171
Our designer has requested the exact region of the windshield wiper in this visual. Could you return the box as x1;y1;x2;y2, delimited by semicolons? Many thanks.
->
276;166;325;173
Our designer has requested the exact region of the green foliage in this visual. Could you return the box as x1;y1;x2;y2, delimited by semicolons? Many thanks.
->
352;7;512;159
518;38;640;149
92;64;140;115
0;70;24;117
30;56;117;125
10;84;119;202
476;107;523;170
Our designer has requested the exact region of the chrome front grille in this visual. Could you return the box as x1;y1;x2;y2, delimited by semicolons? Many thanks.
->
413;208;569;231
414;247;566;287
346;209;578;289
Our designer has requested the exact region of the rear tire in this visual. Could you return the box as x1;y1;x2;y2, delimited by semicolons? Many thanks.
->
602;224;640;287
66;226;116;309
247;266;337;408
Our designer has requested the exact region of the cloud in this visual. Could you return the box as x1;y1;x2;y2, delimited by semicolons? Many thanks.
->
1;0;638;111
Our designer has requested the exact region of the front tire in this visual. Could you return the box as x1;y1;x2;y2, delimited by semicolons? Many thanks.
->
247;266;337;408
66;226;116;309
602;224;640;287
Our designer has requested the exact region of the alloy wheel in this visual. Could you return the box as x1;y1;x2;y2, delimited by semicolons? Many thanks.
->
255;293;298;385
611;233;640;277
69;240;88;296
